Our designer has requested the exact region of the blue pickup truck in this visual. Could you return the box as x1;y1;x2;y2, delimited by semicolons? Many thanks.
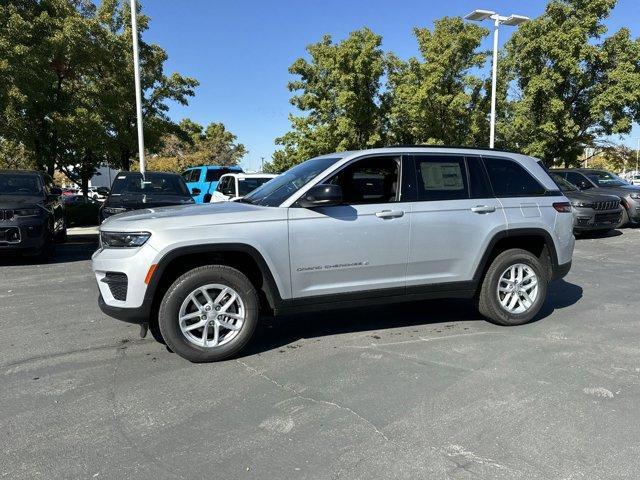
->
181;165;243;203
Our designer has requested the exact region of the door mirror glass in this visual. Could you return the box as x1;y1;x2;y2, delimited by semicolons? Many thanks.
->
298;184;342;208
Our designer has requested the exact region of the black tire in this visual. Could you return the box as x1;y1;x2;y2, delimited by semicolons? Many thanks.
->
618;207;630;228
158;265;259;362
477;248;548;326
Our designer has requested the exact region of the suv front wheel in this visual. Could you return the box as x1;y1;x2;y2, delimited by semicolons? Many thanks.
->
477;249;548;326
158;265;259;362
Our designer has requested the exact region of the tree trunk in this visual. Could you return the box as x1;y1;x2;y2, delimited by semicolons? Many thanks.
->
120;149;131;171
81;175;89;199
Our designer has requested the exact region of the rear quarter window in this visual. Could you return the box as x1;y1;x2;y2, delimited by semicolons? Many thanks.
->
483;157;547;197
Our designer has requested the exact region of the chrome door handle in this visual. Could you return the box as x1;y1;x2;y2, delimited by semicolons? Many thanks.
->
470;205;496;214
376;210;404;219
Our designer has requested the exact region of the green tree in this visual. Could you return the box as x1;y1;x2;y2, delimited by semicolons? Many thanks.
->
386;17;490;146
268;28;388;172
500;0;640;166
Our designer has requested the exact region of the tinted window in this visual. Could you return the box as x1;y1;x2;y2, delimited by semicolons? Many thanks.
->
413;155;469;201
182;169;200;183
484;157;546;197
111;173;190;196
326;156;400;204
565;172;590;187
0;173;43;195
466;157;492;198
238;177;273;196
550;173;577;192
206;168;231;182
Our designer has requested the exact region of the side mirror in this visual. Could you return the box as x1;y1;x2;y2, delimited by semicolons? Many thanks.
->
298;184;342;208
191;187;201;196
50;187;62;195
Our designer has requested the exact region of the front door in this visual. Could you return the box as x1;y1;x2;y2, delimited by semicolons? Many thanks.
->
288;155;411;298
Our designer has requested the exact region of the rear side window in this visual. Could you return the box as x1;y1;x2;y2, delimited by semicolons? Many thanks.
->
413;155;469;201
466;157;492;198
483;157;546;197
205;168;231;182
182;169;200;183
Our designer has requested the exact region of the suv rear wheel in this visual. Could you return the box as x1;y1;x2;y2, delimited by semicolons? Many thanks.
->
158;265;259;362
477;248;548;326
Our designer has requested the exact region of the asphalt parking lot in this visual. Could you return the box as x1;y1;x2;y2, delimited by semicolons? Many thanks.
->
2;229;640;479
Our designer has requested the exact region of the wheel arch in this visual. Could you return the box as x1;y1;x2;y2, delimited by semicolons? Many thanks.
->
146;243;284;317
472;228;560;286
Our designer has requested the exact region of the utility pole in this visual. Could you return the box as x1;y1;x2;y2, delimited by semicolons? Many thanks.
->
261;157;265;171
130;0;146;176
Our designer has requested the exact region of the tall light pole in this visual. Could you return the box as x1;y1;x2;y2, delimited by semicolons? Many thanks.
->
464;10;530;149
636;138;639;174
130;0;146;175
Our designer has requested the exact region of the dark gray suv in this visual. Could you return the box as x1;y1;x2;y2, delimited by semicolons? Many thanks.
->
550;173;622;233
553;168;640;226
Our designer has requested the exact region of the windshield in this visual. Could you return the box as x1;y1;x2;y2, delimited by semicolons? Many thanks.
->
242;157;342;206
111;173;190;196
237;177;274;196
0;173;43;196
586;171;627;187
550;173;577;192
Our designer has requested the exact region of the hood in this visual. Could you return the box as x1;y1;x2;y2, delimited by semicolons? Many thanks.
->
101;201;283;231
563;190;620;203
104;194;194;210
0;195;45;209
587;185;640;197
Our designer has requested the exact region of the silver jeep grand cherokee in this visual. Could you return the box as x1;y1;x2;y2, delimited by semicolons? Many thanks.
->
92;147;575;362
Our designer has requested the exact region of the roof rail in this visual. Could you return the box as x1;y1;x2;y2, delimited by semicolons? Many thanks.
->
384;144;520;154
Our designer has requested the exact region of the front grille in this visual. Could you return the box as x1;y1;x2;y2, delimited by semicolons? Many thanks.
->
101;272;128;301
0;227;21;244
0;209;15;221
593;200;620;211
594;212;622;224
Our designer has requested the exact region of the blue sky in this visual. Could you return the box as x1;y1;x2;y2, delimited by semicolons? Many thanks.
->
141;0;640;171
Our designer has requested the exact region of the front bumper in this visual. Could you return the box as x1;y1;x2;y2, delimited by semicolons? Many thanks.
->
573;207;622;231
98;294;150;324
0;219;48;252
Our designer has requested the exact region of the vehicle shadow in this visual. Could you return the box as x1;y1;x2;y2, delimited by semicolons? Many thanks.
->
241;278;583;357
575;229;622;240
0;233;97;266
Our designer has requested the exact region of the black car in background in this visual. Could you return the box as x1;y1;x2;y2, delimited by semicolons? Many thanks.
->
0;170;66;258
550;173;623;233
100;171;195;223
552;168;640;226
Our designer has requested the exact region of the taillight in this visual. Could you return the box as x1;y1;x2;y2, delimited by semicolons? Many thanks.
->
553;202;572;213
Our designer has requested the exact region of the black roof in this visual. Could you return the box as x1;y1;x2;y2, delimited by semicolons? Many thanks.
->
0;169;44;176
551;167;607;172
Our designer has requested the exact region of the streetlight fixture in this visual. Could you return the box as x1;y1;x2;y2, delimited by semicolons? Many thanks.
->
130;0;146;175
464;9;530;149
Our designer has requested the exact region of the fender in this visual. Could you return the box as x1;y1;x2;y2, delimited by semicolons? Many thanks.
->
471;227;561;283
145;243;284;310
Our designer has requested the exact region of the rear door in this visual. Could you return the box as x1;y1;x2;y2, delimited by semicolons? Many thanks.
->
406;154;506;287
182;168;204;202
288;155;411;298
483;155;556;231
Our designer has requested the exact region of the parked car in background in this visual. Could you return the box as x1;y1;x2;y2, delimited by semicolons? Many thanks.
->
181;165;243;203
94;147;574;362
550;173;622;234
626;173;640;186
100;171;195;223
553;168;640;226
62;187;78;196
210;173;277;203
63;195;101;226
88;186;110;201
0;170;66;258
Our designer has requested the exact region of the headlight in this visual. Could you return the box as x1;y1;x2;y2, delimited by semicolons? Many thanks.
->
102;207;127;215
13;208;41;217
570;201;593;208
100;231;150;248
629;193;640;199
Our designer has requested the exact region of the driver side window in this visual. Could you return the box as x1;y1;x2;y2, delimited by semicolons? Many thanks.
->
325;156;400;205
